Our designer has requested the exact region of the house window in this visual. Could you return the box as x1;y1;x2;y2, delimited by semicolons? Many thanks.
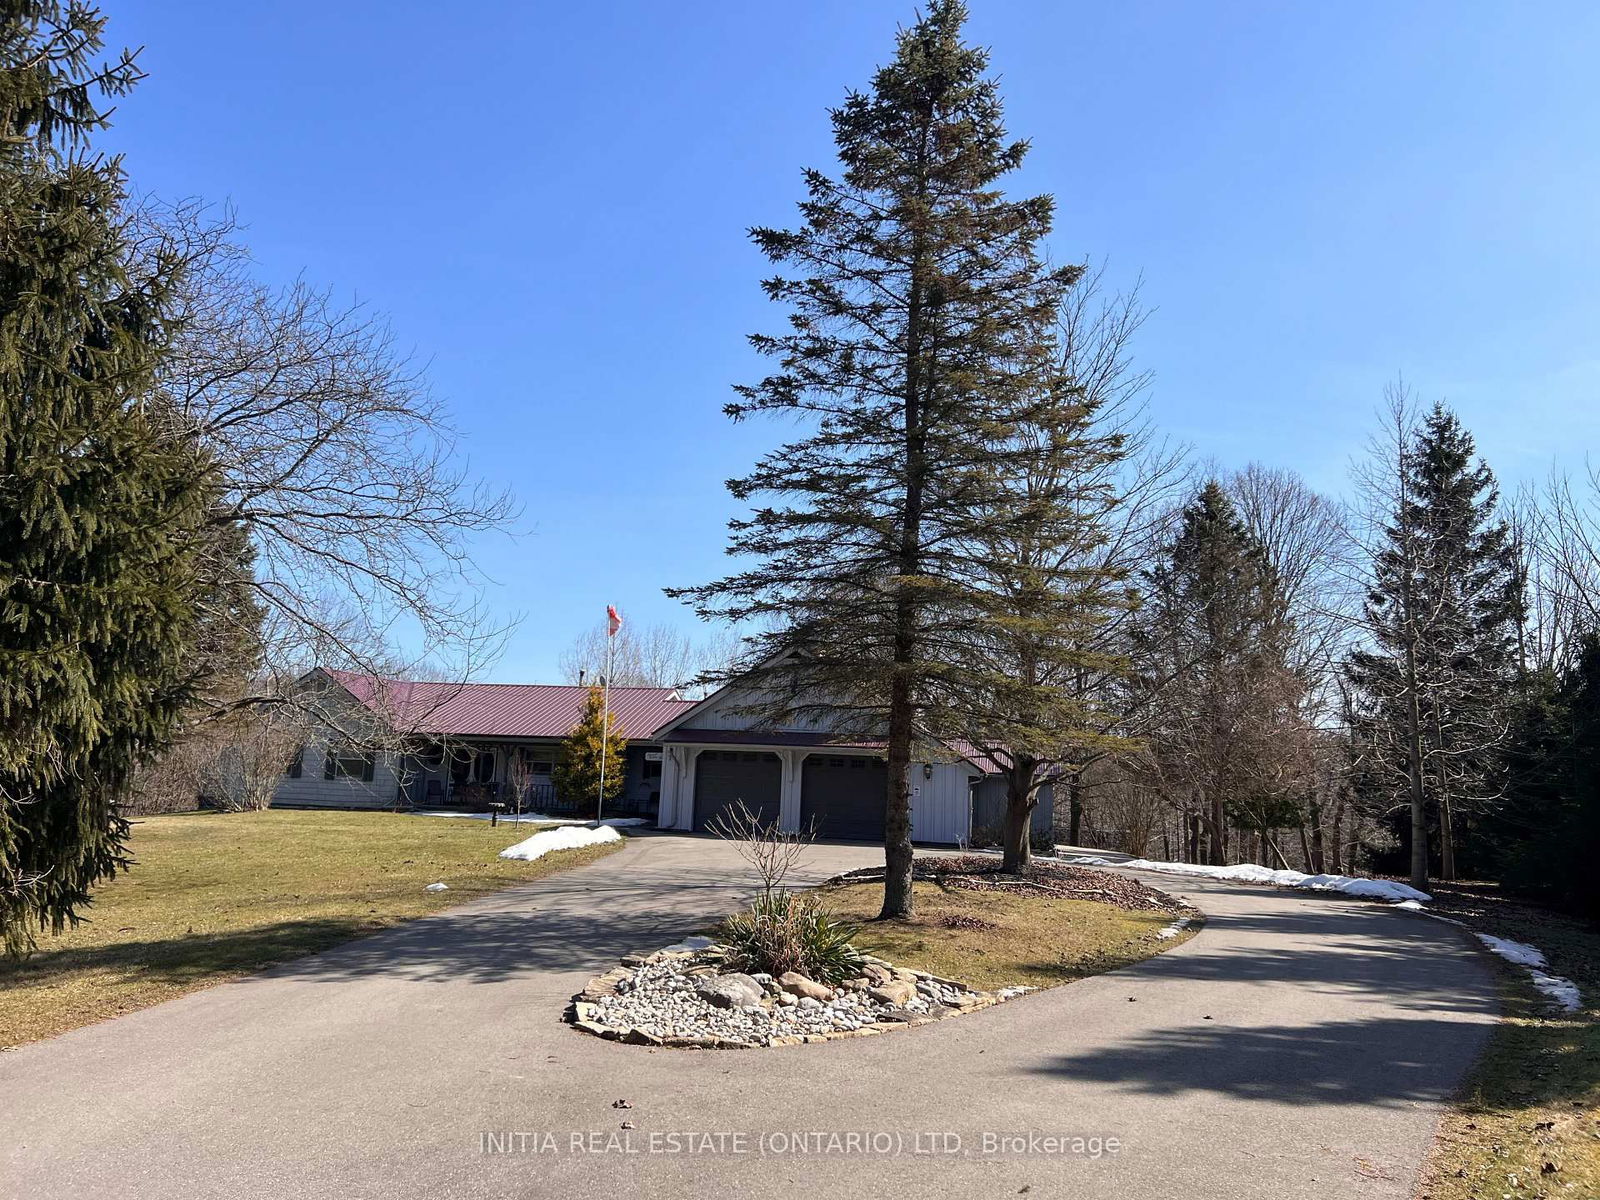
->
531;761;554;776
325;747;375;782
284;747;303;779
642;758;662;781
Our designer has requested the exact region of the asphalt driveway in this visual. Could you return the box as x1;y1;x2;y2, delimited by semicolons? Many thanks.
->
0;832;1497;1200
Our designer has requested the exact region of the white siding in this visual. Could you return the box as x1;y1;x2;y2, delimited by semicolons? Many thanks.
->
679;686;830;733
910;760;978;845
272;742;403;810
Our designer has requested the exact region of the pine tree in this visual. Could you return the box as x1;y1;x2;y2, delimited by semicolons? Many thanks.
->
937;391;1136;873
553;687;626;819
669;0;1077;917
1348;400;1519;886
0;3;211;953
1133;483;1303;866
1494;635;1600;918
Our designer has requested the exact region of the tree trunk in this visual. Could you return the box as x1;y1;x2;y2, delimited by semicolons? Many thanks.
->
1208;797;1228;865
1000;766;1034;874
882;670;916;918
1307;797;1326;874
1439;790;1456;882
1066;768;1084;846
1330;789;1346;874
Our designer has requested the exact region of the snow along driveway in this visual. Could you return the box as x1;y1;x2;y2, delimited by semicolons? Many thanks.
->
0;834;1497;1200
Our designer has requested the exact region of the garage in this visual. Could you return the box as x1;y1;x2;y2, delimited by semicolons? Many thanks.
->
800;754;887;842
692;750;782;832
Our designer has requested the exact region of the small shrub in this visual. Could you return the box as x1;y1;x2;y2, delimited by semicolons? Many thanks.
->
713;890;864;984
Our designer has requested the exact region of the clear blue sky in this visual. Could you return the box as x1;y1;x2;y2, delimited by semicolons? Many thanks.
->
106;1;1600;681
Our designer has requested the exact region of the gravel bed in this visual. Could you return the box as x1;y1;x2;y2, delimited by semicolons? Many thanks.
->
831;855;1184;913
570;947;1027;1049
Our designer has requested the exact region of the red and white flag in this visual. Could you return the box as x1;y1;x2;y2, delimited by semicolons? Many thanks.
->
606;605;622;637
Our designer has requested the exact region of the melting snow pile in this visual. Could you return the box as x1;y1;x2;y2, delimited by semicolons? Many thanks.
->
499;824;623;862
1475;934;1583;1013
1068;855;1432;904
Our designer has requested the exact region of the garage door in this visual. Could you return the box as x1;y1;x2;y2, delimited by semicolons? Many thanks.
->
693;751;782;833
800;755;887;842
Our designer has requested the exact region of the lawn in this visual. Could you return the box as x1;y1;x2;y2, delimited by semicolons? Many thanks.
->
1420;884;1600;1200
0;809;624;1049
818;870;1188;992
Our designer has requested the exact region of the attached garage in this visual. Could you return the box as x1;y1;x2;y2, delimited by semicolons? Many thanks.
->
800;754;887;842
693;750;782;832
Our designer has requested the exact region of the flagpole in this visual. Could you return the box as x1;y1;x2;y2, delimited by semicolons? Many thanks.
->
597;613;613;824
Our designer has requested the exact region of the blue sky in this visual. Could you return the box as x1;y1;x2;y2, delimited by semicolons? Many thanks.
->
106;1;1600;680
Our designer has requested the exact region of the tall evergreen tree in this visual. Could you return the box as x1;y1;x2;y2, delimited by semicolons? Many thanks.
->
670;0;1079;917
937;391;1135;873
1133;483;1303;866
1347;401;1519;886
0;2;211;953
1493;634;1600;918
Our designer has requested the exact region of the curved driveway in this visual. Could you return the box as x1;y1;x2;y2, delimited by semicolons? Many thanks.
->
0;832;1496;1200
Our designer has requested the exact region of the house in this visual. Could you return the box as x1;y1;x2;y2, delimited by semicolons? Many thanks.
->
650;670;1053;845
272;669;692;814
274;665;1052;844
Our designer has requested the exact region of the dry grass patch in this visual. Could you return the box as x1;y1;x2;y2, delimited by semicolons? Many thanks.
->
821;878;1187;993
1420;885;1600;1200
0;809;623;1049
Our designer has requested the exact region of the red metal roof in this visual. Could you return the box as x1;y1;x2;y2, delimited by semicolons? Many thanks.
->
321;670;694;741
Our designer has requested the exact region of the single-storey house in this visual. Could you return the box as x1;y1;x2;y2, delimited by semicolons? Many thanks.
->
273;666;1052;844
273;668;692;815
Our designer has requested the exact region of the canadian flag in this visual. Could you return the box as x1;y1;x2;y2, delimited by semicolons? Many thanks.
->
606;605;622;637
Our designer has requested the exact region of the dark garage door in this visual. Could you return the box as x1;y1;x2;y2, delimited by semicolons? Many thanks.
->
693;751;782;833
800;755;887;842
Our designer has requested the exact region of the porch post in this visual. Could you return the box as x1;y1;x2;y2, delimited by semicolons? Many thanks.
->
777;750;807;833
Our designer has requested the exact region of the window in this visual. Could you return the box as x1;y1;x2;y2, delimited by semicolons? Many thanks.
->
642;758;662;781
284;747;304;779
325;747;375;782
531;760;554;776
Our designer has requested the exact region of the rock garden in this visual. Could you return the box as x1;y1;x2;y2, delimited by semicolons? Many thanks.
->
566;848;1194;1049
570;936;1029;1049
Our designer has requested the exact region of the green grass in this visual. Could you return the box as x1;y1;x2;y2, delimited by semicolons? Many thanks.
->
818;879;1187;992
0;809;623;1049
1421;885;1600;1200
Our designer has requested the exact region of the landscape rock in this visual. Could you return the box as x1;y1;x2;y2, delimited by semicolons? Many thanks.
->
696;973;765;1009
867;980;917;1006
776;972;833;1002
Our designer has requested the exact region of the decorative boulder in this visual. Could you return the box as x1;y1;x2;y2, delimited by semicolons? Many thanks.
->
776;971;833;1002
867;979;918;1007
695;972;765;1010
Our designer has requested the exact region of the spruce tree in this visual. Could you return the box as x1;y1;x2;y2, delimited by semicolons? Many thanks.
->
1133;483;1302;866
1348;402;1519;885
0;3;211;953
938;392;1135;873
553;687;626;819
670;0;1077;916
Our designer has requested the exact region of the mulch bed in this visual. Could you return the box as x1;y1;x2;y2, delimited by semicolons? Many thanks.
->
833;855;1183;914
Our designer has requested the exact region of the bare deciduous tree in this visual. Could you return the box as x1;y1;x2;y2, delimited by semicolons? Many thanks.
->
124;200;515;722
557;619;737;695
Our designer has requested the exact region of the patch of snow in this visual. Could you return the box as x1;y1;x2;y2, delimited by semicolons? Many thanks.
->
1390;899;1426;912
1116;857;1433;904
659;935;717;953
499;824;623;862
1474;933;1582;1012
1156;915;1195;940
412;810;650;829
424;882;449;892
1063;855;1116;866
